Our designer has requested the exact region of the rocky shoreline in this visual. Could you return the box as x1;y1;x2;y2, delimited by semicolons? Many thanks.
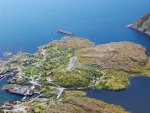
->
127;13;150;36
127;24;150;36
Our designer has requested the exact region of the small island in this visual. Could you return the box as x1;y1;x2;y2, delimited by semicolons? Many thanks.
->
1;37;150;112
128;13;150;36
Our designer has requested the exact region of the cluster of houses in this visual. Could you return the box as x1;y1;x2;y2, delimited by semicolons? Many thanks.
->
5;75;42;96
0;69;17;81
1;68;42;96
0;101;17;110
0;69;34;96
39;49;46;56
1;101;33;112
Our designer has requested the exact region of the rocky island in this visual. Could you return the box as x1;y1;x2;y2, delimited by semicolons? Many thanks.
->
128;13;150;36
1;37;150;112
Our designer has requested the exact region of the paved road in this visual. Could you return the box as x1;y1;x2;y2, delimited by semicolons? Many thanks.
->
47;81;65;99
57;88;65;99
66;56;77;71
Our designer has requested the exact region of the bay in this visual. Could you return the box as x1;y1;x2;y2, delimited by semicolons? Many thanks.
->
85;77;150;113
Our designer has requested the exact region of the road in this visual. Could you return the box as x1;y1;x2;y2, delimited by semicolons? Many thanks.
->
66;56;77;71
47;81;65;99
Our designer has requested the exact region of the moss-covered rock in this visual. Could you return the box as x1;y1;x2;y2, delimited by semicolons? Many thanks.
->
78;41;147;73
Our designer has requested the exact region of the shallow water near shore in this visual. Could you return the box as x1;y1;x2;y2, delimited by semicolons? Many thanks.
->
85;77;150;113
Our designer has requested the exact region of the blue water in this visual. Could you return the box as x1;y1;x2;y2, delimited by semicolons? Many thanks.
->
0;0;150;112
0;0;150;56
85;77;150;113
0;90;23;104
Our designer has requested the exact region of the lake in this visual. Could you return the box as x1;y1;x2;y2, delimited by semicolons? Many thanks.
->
0;0;150;112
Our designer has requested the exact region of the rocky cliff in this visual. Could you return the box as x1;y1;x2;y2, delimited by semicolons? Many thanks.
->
128;13;150;35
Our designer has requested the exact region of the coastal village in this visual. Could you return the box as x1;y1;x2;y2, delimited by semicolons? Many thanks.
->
0;38;80;112
0;36;148;113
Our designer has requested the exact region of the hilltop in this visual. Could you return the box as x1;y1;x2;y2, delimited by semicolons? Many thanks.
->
128;13;150;35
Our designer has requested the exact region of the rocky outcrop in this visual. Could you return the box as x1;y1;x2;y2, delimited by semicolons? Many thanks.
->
39;36;95;51
128;13;150;35
78;41;148;73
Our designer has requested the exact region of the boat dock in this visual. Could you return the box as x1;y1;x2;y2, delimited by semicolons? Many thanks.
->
4;84;34;96
57;29;74;35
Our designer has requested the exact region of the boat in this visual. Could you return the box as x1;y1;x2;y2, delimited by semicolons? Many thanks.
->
57;29;74;35
22;96;27;101
0;75;4;80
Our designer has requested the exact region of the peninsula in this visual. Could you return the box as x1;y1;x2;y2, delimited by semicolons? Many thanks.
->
1;37;150;112
128;13;150;36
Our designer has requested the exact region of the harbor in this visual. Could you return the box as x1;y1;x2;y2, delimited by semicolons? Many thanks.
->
3;84;34;96
0;69;36;105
